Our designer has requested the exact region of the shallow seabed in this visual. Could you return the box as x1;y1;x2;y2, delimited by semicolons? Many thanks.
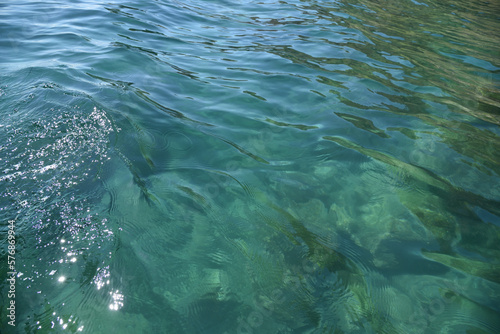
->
1;0;499;333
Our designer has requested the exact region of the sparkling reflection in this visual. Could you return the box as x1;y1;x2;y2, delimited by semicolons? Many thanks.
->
109;290;124;311
93;266;111;290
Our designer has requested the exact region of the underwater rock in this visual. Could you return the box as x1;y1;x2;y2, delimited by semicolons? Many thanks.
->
313;163;337;179
329;203;352;233
291;198;328;228
372;246;398;269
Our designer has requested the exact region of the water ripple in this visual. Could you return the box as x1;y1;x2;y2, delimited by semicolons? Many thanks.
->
1;0;499;332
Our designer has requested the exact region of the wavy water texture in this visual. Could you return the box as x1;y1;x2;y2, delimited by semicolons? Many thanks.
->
1;0;499;333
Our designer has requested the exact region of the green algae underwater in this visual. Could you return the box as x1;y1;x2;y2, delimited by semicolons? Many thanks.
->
1;0;499;333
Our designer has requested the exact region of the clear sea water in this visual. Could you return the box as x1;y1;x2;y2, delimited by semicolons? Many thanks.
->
1;0;499;333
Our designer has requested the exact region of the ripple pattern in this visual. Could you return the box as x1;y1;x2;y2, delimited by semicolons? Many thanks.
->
1;0;499;332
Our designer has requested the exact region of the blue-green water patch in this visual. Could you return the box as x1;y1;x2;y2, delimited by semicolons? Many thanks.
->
1;0;500;333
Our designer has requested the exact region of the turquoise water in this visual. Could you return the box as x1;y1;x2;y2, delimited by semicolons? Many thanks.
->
1;0;500;332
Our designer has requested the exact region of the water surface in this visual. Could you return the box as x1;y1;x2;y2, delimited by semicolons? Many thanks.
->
1;0;499;333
